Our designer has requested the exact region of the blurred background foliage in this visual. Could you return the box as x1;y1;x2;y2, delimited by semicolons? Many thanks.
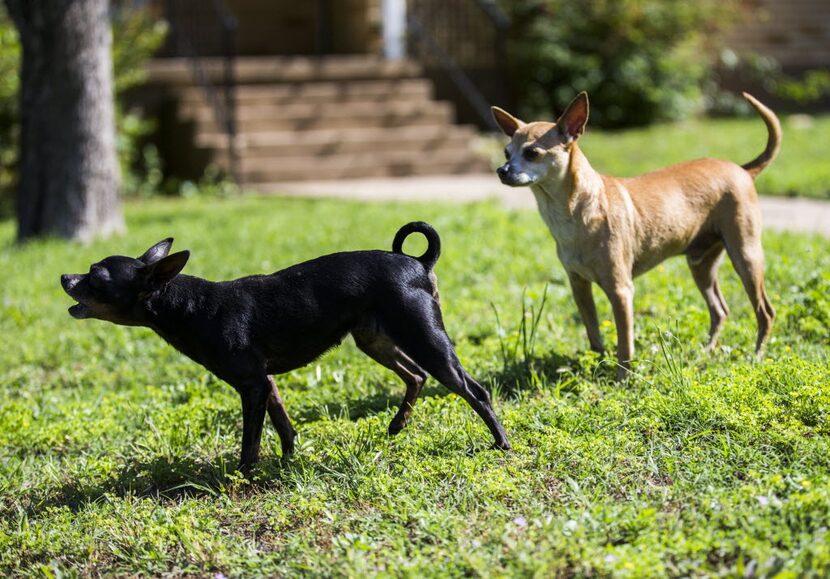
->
500;0;744;126
0;2;167;214
499;0;830;127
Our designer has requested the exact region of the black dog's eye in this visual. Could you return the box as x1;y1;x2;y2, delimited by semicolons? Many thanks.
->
523;148;543;161
503;147;511;160
89;266;110;288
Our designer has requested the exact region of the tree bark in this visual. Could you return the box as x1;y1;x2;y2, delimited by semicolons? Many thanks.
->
5;0;124;242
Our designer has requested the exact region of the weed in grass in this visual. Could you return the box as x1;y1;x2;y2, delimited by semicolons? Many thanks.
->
491;284;552;394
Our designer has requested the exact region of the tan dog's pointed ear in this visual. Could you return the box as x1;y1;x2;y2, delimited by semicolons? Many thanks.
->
556;92;589;142
491;106;525;137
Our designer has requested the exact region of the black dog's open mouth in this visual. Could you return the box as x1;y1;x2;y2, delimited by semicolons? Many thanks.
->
68;303;90;319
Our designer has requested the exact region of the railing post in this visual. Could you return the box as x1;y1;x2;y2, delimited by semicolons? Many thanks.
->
165;0;182;55
221;10;240;185
162;0;240;185
383;0;407;60
316;0;332;55
494;13;511;111
406;0;510;130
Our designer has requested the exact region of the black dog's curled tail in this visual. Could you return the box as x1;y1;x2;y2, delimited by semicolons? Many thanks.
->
392;221;441;270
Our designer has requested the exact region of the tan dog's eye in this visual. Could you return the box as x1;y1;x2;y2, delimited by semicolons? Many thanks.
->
523;148;542;162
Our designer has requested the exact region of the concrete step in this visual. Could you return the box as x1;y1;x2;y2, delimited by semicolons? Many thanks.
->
186;98;451;125
177;79;433;106
236;148;490;183
199;125;478;158
246;157;490;186
196;100;454;133
147;55;423;85
148;55;489;184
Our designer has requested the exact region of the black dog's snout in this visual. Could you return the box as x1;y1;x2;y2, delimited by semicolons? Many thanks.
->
496;165;510;178
61;274;80;291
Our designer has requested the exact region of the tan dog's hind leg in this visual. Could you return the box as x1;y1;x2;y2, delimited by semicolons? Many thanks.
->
568;272;604;353
687;243;730;350
722;227;775;356
713;281;730;330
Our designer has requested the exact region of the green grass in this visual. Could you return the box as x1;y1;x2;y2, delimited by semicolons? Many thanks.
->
1;196;829;577
479;114;830;199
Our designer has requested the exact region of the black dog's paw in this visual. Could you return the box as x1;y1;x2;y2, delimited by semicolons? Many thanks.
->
235;461;254;478
492;440;512;451
388;415;408;436
280;441;295;458
278;427;298;458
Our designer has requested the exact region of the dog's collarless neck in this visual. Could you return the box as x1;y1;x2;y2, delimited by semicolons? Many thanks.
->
533;179;584;219
141;278;189;327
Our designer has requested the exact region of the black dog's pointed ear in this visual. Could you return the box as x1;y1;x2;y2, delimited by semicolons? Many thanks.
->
491;106;525;137
138;238;174;264
145;250;189;286
556;92;589;142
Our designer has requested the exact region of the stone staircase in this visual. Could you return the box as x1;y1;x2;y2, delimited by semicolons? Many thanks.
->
145;55;489;189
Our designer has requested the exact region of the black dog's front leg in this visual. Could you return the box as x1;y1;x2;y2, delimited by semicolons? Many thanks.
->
235;378;270;473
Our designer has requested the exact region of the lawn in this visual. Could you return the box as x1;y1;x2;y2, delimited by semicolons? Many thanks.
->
479;113;830;199
1;196;829;577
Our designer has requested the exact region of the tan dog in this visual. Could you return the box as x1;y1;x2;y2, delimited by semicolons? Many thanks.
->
492;92;781;379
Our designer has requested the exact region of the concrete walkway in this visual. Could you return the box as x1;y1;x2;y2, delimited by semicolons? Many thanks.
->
274;174;830;238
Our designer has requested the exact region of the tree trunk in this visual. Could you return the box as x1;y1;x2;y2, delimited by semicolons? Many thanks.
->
5;0;124;242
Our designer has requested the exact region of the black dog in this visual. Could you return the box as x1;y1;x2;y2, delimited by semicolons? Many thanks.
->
61;222;511;471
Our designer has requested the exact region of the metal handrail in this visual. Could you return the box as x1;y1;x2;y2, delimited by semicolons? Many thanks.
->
165;0;240;183
408;0;511;131
408;15;496;130
473;0;510;31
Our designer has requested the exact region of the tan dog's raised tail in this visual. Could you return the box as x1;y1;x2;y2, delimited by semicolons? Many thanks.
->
492;92;781;379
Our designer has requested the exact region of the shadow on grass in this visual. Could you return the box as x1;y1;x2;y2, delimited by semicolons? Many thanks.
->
10;349;611;516
291;381;450;424
293;345;613;425
487;350;616;399
9;452;243;517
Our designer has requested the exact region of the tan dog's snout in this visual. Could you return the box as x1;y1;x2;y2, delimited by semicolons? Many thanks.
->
496;163;538;187
496;163;527;186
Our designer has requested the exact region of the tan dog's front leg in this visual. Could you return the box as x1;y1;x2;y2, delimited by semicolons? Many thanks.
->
602;281;635;380
568;272;603;353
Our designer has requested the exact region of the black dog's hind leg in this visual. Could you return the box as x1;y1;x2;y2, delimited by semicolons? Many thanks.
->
267;376;296;457
352;326;428;435
435;361;511;450
379;296;511;450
